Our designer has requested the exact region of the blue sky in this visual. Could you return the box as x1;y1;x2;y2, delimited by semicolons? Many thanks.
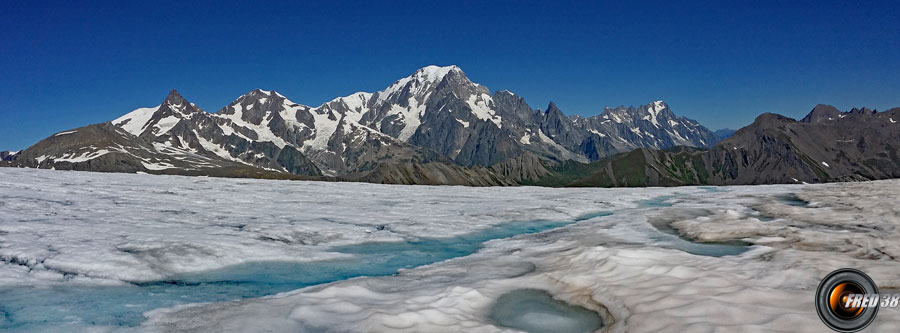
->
2;0;898;150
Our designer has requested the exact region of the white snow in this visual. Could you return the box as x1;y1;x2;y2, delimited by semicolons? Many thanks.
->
611;113;622;123
668;128;688;144
113;105;160;136
335;92;372;112
519;133;531;144
645;100;665;127
456;118;469;128
415;65;458;83
391;97;425;141
194;131;247;165
821;161;830;168
4;169;900;331
153;116;181;135
0;168;684;287
141;161;176;170
588;128;607;137
537;130;587;162
304;109;340;152
376;65;456;105
629;127;643;136
891;118;896;124
217;105;290;148
54;130;77;136
139;177;900;332
52;149;112;163
465;93;502;128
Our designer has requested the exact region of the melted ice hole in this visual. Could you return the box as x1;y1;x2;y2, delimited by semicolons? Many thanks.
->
489;289;603;333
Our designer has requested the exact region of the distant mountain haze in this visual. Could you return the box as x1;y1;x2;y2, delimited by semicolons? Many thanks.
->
714;128;736;139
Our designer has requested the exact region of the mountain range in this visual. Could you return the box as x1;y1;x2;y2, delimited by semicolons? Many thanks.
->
713;128;736;139
3;65;898;187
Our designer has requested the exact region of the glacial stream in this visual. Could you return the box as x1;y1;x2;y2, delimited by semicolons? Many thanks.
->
0;213;612;330
641;194;752;257
0;192;756;330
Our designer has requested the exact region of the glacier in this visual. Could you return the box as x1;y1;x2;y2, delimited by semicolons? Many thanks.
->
1;168;899;331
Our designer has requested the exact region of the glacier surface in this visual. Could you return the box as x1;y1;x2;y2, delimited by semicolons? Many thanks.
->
1;168;899;331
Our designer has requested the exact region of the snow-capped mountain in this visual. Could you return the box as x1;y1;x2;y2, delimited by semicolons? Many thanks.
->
569;101;719;159
4;65;719;184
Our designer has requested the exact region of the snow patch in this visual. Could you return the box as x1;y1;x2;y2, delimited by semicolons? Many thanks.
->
141;161;176;170
466;94;502;128
588;129;607;137
153;116;181;135
113;105;160;136
389;98;424;142
519;133;531;144
54;130;77;136
53;149;112;163
646;101;665;127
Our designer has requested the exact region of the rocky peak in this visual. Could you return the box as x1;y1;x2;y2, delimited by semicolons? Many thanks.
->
235;89;282;104
164;89;186;105
542;102;569;125
156;89;204;117
647;100;673;117
541;102;577;140
849;107;875;115
216;89;292;125
491;89;534;123
375;65;468;105
801;104;841;123
752;112;795;128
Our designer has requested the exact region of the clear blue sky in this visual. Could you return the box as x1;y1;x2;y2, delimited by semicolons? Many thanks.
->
2;0;898;150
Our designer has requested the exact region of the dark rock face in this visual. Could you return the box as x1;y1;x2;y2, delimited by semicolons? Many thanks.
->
9;122;229;173
540;102;586;152
800;104;843;124
352;162;514;186
488;152;554;183
0;151;17;161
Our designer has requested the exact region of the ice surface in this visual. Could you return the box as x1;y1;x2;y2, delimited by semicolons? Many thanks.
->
145;180;900;332
2;168;900;332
